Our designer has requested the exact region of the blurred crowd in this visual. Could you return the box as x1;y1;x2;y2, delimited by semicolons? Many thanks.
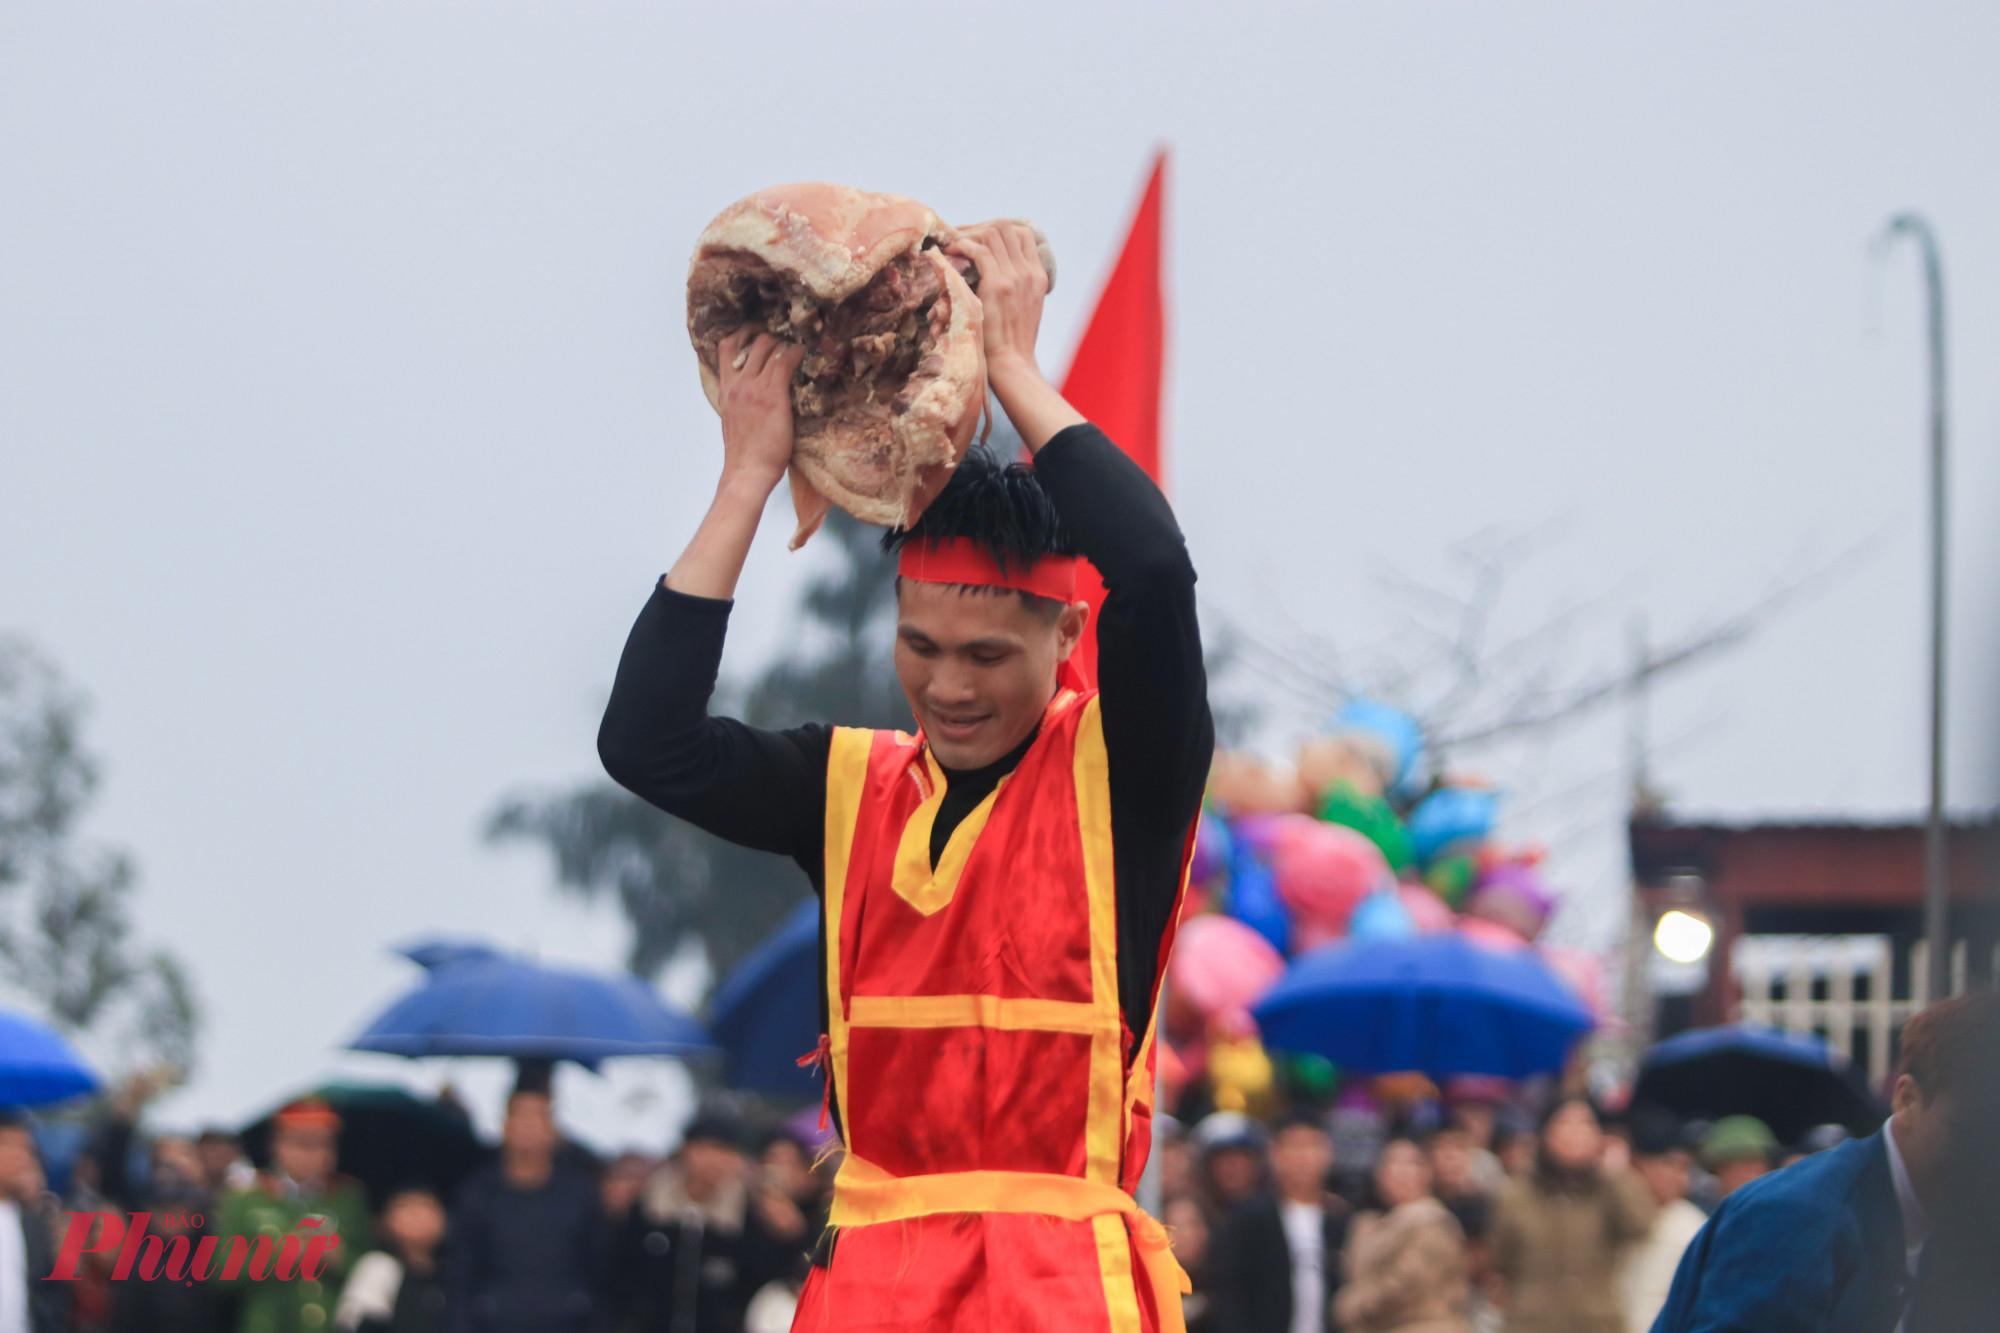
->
1157;1077;1814;1333
0;985;1986;1333
4;1070;840;1333
0;1064;1837;1333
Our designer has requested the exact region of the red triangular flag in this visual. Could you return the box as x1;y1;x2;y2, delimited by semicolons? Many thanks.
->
1057;149;1168;687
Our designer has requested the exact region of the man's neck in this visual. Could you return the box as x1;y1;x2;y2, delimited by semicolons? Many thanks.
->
934;720;1042;781
1280;1188;1323;1209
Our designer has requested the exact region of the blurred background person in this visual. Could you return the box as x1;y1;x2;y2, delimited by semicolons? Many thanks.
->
605;1111;798;1333
198;1128;257;1196
1697;1117;1775;1201
755;1128;825;1245
1489;1098;1654;1333
1212;1110;1351;1333
1192;1112;1269;1229
741;1128;826;1333
1165;1195;1216;1333
334;1187;450;1333
1334;1135;1469;1333
600;1152;656;1224
449;1079;602;1333
213;1096;372;1333
1442;1083;1508;1196
0;1115;67;1333
1617;1110;1705;1333
108;1134;223;1333
1155;1119;1196;1204
1428;1125;1494;1252
1492;1121;1538;1182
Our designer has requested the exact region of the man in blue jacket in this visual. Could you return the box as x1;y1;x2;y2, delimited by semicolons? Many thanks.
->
1650;990;1999;1333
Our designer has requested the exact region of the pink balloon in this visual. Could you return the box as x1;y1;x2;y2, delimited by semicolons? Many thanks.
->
1271;819;1392;952
1398;885;1458;933
1540;943;1619;1030
1170;915;1287;1038
1456;914;1531;952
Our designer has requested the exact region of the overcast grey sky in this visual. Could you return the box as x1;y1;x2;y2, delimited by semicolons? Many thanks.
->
4;2;1998;1143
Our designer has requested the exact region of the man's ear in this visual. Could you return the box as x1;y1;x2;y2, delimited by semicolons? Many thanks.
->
1892;1072;1922;1119
1055;600;1091;659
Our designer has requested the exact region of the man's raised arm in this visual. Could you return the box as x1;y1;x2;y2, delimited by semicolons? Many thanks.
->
663;330;804;599
950;220;1212;1049
947;223;1084;453
595;330;832;875
946;222;1211;831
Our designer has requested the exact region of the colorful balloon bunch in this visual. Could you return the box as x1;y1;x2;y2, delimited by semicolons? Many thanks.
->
1168;697;1614;1111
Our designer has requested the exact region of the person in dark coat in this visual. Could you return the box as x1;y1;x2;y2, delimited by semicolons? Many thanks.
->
0;1116;69;1333
603;1113;802;1333
448;1084;603;1333
1211;1111;1354;1333
335;1188;450;1333
73;1069;221;1333
1652;991;2000;1333
106;1146;221;1333
90;1120;225;1332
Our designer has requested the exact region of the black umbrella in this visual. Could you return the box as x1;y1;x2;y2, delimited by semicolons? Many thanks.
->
1634;1024;1884;1144
241;1082;491;1208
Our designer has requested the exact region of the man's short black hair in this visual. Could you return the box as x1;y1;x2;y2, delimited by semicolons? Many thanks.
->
882;448;1077;621
881;446;1076;575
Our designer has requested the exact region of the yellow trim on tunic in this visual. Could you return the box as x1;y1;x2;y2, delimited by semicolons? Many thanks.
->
1073;696;1125;1188
846;994;1109;1034
889;750;1007;916
823;727;874;1133
1093;1213;1146;1333
829;1153;1186;1333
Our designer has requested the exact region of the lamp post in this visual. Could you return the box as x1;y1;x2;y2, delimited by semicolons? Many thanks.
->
1882;213;1950;1001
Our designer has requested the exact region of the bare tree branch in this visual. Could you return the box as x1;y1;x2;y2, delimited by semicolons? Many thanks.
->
1219;524;1885;767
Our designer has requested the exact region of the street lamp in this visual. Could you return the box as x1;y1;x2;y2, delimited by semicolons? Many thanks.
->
1879;214;1950;1002
1653;910;1715;966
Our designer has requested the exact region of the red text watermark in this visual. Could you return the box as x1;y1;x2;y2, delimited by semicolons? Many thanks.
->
44;1213;338;1283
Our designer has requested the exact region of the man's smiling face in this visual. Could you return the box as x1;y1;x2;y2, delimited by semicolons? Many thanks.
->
893;580;1086;769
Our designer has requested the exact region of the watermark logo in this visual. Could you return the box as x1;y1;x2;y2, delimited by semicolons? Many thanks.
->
45;1213;338;1283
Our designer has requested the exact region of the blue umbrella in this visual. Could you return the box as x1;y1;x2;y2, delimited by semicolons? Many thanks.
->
708;900;822;1099
1253;933;1594;1078
0;1010;98;1106
349;941;714;1066
1634;1024;1882;1141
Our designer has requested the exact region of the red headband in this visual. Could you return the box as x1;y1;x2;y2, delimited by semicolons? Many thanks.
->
897;538;1078;602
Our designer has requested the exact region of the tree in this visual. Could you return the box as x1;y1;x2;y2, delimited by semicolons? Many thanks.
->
487;509;911;988
1230;523;1875;775
0;635;200;1073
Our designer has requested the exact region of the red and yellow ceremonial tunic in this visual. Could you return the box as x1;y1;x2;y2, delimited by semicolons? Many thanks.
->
790;686;1190;1333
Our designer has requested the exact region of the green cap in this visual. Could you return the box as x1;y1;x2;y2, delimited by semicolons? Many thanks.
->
1701;1115;1777;1166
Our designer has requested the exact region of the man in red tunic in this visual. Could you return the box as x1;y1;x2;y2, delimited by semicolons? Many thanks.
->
600;221;1212;1332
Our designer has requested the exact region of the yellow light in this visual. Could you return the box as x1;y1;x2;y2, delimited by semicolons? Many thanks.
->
1654;910;1714;964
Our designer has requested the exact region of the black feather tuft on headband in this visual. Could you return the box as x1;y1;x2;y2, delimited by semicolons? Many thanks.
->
880;446;1076;576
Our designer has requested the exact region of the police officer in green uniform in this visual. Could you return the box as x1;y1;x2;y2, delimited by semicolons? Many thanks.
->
213;1097;374;1333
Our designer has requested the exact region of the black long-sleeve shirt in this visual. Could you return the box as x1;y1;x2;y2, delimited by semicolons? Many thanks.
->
598;423;1213;1053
